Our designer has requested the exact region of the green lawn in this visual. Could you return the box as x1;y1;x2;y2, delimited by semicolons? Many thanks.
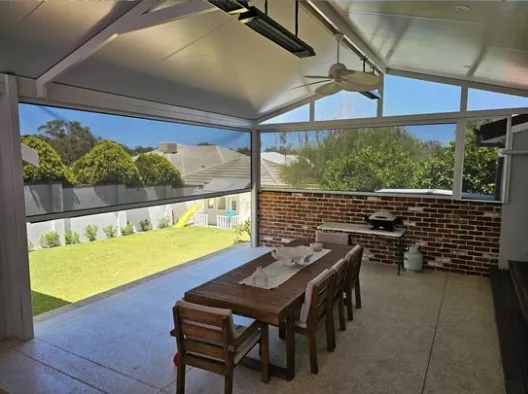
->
30;226;241;316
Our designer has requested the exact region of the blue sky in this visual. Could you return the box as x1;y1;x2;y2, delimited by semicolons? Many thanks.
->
19;104;251;150
19;74;528;151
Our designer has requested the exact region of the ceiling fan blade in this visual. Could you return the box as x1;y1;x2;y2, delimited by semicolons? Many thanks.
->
292;80;332;90
360;90;381;100
337;80;368;92
315;82;342;96
339;70;381;86
339;77;382;91
303;75;331;79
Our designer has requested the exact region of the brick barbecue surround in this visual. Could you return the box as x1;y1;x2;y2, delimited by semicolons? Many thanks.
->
258;190;502;276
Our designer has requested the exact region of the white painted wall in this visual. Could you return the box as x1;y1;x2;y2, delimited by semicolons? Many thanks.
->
500;123;528;268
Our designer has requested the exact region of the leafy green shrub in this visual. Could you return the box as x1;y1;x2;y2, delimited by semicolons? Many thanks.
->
28;241;35;252
65;231;80;245
72;140;140;185
135;154;183;187
40;231;61;248
157;216;171;229
21;136;67;183
121;221;135;236
139;219;151;232
84;225;98;242
233;219;251;244
103;225;117;239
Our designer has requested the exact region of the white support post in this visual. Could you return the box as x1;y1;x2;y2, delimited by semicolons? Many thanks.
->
453;118;466;201
0;74;34;340
502;116;513;203
250;127;260;247
377;74;384;118
460;86;468;116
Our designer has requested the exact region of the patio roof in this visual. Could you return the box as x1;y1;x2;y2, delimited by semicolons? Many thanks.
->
1;1;527;120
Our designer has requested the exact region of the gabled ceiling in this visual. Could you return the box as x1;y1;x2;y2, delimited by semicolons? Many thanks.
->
0;0;365;120
333;1;528;90
0;1;527;121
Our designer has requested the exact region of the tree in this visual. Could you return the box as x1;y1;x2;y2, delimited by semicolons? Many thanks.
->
279;127;424;191
72;140;140;185
135;153;183;187
197;142;213;146
129;146;155;155
236;147;251;156
322;136;418;192
21;135;67;183
277;123;500;196
264;146;297;154
37;120;99;165
414;142;454;190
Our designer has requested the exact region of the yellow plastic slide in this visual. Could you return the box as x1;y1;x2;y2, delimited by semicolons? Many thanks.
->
174;203;201;228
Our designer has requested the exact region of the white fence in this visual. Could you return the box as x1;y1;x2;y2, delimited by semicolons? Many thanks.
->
193;213;209;227
216;215;240;229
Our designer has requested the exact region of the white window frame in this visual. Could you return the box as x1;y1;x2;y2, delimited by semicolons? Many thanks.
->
255;70;526;204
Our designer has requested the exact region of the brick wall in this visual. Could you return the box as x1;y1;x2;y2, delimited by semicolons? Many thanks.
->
258;191;502;276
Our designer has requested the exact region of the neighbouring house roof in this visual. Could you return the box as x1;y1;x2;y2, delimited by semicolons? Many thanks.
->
201;178;251;192
261;152;299;166
147;144;287;188
149;144;243;177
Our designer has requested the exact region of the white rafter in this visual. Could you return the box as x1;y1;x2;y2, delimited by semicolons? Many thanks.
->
116;1;216;34
36;0;217;97
306;1;386;74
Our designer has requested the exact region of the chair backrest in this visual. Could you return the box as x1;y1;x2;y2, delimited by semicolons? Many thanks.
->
330;258;348;299
316;230;349;245
299;269;335;326
345;245;364;285
173;300;235;372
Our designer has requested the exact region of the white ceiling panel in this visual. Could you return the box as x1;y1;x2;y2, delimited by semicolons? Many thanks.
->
0;1;135;78
333;1;528;90
57;0;366;119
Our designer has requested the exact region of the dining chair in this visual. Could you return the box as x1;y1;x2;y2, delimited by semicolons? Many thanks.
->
330;258;348;332
344;245;364;321
315;230;349;245
171;300;269;394
280;268;336;374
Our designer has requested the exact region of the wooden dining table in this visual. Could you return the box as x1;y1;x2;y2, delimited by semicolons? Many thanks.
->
184;239;354;381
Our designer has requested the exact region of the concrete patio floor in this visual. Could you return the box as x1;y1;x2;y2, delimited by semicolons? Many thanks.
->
0;245;504;394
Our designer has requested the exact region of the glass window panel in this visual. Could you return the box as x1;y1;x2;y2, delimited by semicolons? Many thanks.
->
207;199;215;209
314;91;377;121
383;75;461;116
20;103;251;219
260;124;456;195
217;197;227;210
467;89;528;111
231;199;237;211
260;104;309;124
462;117;505;201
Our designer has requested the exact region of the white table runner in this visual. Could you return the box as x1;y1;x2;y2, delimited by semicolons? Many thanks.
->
239;249;332;290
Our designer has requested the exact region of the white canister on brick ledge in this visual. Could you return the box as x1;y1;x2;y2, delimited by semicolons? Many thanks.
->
404;245;423;272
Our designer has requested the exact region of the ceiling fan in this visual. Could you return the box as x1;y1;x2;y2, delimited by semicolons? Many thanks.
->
293;33;382;97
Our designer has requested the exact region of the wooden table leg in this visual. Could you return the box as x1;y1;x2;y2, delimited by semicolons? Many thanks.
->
285;313;296;381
